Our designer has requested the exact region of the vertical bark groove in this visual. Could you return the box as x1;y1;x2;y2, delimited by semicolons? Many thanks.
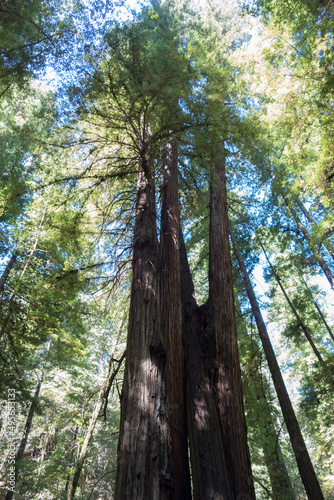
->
160;137;191;499
114;156;172;500
180;230;233;500
209;146;255;500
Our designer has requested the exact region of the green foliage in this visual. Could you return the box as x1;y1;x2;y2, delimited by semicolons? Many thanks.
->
0;0;77;96
1;0;334;497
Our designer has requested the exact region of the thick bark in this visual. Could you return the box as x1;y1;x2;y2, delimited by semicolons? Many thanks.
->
259;240;325;365
67;352;125;500
180;230;233;500
229;224;325;500
209;148;255;499
160;137;191;499
0;252;17;292
5;342;50;500
114;157;173;500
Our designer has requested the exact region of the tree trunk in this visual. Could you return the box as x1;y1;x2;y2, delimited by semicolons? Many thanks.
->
5;341;50;500
284;198;334;290
259;239;325;365
0;204;47;341
67;352;125;500
0;252;17;292
160;136;191;499
294;198;334;261
114;154;173;500
179;230;233;500
298;271;334;345
209;146;255;499
229;223;325;500
263;421;295;500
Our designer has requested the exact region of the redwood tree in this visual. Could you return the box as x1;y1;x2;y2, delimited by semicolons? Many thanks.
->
114;153;173;499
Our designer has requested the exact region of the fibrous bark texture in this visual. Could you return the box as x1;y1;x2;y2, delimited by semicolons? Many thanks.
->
209;148;255;500
114;156;173;500
160;137;191;499
180;231;233;500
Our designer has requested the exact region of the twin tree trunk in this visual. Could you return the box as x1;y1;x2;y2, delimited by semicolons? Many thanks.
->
115;138;255;499
114;152;172;499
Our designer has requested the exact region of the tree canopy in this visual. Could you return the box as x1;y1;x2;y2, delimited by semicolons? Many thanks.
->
0;0;334;498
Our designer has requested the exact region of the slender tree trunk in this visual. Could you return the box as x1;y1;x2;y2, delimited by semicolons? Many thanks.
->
65;425;80;494
298;272;334;344
294;198;334;261
209;146;255;499
67;352;125;500
160;137;191;499
114;154;173;499
5;342;50;500
263;422;295;500
284;198;334;290
229;223;325;500
0;252;17;292
179;230;233;500
259;239;325;365
0;204;47;341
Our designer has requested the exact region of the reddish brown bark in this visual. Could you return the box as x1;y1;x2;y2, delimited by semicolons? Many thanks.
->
114;155;173;500
180;230;233;500
160;137;191;499
209;147;255;500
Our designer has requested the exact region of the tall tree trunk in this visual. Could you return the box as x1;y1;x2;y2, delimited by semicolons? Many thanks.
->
0;252;17;292
294;198;334;261
209;146;255;499
5;341;50;500
114;154;173;500
284;197;334;290
229;223;325;500
160;136;191;499
180;230;233;500
67;352;125;500
298;271;334;344
65;424;80;494
262;420;295;499
0;204;47;341
258;239;325;365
